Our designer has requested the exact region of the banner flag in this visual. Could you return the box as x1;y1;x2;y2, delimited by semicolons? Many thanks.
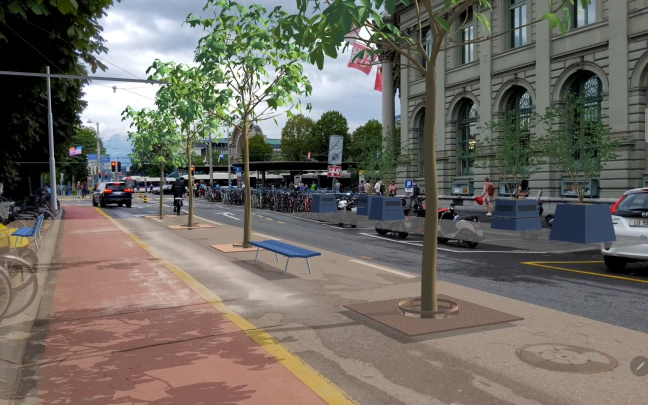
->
347;42;373;75
374;66;383;92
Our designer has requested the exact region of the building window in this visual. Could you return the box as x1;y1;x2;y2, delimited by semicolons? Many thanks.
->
574;0;596;27
457;102;477;175
510;0;527;48
417;112;425;176
505;87;533;163
421;28;432;69
461;9;474;64
570;73;603;159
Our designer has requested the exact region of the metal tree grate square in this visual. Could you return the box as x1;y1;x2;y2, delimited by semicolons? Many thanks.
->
344;295;524;336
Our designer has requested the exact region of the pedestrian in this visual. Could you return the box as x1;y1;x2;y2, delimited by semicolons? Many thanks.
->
76;181;81;198
311;182;317;191
410;182;420;209
363;180;371;194
373;179;383;196
517;179;530;199
200;181;206;198
480;177;496;216
81;182;87;198
333;180;340;193
389;180;397;197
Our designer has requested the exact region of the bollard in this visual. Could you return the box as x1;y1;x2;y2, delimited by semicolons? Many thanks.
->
143;195;148;203
139;193;143;198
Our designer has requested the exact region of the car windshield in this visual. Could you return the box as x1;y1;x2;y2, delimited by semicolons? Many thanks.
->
106;183;128;191
617;192;648;215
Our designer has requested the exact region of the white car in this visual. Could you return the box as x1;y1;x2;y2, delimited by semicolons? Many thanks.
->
601;187;648;272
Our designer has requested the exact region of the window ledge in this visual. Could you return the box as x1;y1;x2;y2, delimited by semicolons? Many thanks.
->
448;61;479;74
550;20;607;39
493;43;534;60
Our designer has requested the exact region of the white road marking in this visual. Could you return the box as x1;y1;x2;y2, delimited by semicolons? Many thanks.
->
349;259;417;278
253;232;280;240
359;233;546;253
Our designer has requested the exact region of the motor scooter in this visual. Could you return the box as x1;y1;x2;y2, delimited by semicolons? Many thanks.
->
535;190;554;227
437;200;483;248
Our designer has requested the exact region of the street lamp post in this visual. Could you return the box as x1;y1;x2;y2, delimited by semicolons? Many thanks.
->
87;120;101;188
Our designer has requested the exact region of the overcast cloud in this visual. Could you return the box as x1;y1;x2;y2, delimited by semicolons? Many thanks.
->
82;0;398;160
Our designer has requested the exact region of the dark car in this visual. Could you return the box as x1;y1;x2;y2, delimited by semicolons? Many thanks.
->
153;184;173;195
92;182;132;208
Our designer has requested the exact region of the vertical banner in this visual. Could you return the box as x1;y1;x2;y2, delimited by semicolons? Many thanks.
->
347;42;373;75
374;66;383;92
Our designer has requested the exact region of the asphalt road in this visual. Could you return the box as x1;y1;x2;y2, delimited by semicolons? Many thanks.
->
90;195;648;333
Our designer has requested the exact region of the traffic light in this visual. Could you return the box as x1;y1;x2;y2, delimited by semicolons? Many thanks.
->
111;161;116;172
117;161;122;173
191;166;195;175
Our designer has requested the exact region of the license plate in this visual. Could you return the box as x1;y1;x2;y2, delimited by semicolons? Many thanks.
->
630;218;648;227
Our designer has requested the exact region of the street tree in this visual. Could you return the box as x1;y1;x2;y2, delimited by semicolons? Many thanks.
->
185;0;313;247
281;114;316;161
537;91;620;203
0;0;116;192
288;0;591;315
60;126;105;186
312;111;351;162
146;61;220;227
123;106;184;219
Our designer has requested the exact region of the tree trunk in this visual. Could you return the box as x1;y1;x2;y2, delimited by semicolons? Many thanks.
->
187;142;194;228
242;120;252;248
420;61;439;317
159;163;165;219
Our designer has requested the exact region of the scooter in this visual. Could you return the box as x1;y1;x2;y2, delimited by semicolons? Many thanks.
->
173;196;184;215
437;201;483;248
535;190;554;227
337;193;358;211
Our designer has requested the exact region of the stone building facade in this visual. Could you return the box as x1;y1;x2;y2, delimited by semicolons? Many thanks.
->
396;0;648;200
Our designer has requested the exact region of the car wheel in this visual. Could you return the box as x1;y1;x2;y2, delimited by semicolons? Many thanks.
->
100;199;106;208
603;255;627;272
92;198;98;207
126;200;131;208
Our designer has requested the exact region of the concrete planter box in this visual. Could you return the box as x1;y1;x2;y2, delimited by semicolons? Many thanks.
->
549;203;616;244
311;194;337;213
368;197;406;221
357;195;381;216
491;199;542;231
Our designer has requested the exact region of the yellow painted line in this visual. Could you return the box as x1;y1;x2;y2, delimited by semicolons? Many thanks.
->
94;207;356;404
522;261;648;284
266;217;273;221
277;221;285;224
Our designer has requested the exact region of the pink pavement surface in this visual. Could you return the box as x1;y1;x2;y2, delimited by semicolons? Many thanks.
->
35;205;326;404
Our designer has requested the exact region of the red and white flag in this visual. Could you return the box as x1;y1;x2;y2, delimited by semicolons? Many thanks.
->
347;42;374;75
374;66;383;92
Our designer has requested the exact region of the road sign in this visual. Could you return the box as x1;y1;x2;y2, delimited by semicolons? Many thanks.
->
327;165;341;178
235;166;242;173
404;179;413;193
328;135;343;165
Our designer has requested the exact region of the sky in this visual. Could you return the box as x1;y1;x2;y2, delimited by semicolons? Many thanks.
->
81;0;398;165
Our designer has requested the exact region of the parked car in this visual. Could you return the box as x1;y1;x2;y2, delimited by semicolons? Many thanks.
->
601;187;648;272
92;182;132;208
152;184;173;195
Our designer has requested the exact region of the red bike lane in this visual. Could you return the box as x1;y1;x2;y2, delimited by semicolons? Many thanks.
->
32;205;329;404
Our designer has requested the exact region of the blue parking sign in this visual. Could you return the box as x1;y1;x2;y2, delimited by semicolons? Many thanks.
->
404;179;413;193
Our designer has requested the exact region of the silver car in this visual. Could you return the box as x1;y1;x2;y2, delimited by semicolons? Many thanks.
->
601;187;648;272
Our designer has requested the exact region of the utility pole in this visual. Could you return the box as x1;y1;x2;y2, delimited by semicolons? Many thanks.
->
227;128;232;189
46;67;58;213
96;122;101;187
208;132;214;187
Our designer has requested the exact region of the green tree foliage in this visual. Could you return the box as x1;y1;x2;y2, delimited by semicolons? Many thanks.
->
312;111;351;162
185;0;312;246
247;135;274;161
537;92;620;203
0;0;117;193
472;112;546;199
349;119;382;163
60;126;105;185
287;0;589;314
281;114;316;161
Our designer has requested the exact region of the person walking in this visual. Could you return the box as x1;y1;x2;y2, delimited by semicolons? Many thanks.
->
517;179;530;199
480;177;496;216
363;180;372;194
76;182;81;198
373;179;383;196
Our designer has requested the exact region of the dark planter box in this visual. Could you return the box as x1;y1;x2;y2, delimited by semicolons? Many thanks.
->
311;194;337;213
357;195;381;216
491;199;542;231
549;203;616;243
368;197;405;221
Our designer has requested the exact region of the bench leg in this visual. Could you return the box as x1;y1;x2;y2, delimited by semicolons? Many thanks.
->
254;246;260;264
275;252;279;262
33;235;39;251
284;257;290;276
306;258;313;274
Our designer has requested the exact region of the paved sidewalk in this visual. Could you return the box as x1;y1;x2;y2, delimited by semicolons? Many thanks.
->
4;203;647;404
10;206;349;404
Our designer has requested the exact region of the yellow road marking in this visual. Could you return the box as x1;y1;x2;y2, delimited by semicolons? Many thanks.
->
522;261;648;284
266;217;273;221
94;207;357;404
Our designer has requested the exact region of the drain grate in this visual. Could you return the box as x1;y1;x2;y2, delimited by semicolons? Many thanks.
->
516;343;618;373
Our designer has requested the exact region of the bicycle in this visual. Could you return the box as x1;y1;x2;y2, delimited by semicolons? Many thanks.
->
0;254;38;318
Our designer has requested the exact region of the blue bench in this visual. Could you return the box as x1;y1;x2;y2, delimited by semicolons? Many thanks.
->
12;213;44;251
248;240;321;276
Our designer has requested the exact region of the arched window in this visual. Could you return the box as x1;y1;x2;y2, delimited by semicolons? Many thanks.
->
417;111;425;176
502;87;533;165
570;73;603;159
457;101;477;175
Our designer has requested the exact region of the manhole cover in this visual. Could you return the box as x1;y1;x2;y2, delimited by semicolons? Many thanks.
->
516;343;617;374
